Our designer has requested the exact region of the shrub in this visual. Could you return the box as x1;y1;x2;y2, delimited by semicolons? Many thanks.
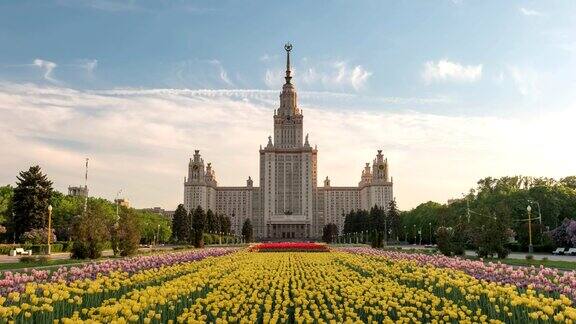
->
117;209;141;257
525;254;534;260
70;203;110;259
435;226;465;256
21;228;57;245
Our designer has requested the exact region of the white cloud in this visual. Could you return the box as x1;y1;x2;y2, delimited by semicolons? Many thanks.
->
264;69;285;89
508;66;539;97
520;7;543;16
169;59;237;88
207;59;233;87
32;59;58;82
422;59;482;84
0;82;573;211
264;59;372;91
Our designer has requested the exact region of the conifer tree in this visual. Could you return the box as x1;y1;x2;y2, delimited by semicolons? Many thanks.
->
171;204;189;243
206;209;216;233
191;206;206;247
387;199;401;241
11;165;53;241
241;218;253;242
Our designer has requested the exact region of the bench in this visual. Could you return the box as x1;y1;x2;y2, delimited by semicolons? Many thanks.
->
9;248;32;256
552;247;567;255
567;248;576;256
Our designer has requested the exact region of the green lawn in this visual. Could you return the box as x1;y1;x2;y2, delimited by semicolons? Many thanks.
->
0;258;96;271
459;255;576;271
485;257;576;271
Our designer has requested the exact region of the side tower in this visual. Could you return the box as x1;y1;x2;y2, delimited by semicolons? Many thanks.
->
184;150;217;212
359;150;393;211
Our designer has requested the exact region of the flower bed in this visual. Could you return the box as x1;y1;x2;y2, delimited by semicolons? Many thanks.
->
1;250;576;322
341;246;576;301
249;242;329;252
0;247;237;296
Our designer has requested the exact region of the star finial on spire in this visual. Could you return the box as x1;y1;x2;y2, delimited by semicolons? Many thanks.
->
284;42;293;84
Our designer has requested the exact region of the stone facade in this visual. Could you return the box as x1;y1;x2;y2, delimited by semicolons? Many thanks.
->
183;44;393;239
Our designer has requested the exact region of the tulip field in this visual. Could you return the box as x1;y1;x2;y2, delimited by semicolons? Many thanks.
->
1;246;576;323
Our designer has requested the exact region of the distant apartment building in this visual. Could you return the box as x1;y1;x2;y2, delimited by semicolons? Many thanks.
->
68;186;88;197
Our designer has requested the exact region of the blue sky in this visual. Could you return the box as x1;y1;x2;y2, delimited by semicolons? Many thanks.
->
0;0;575;209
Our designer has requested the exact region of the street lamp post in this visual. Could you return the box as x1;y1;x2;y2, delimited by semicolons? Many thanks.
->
429;222;432;244
527;205;533;254
418;229;422;245
157;224;161;246
413;224;416;245
47;205;53;255
404;225;407;243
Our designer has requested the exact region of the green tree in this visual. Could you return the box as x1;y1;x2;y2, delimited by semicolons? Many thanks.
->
222;214;231;234
171;204;190;243
369;206;386;248
191;206;206;247
0;185;14;225
50;192;84;241
117;208;141;256
137;210;172;244
469;203;512;259
11;166;53;241
206;209;217;233
322;223;338;243
71;201;110;259
387;199;400;241
241;218;254;243
560;176;576;190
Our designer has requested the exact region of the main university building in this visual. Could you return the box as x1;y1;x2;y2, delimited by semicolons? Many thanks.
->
184;44;393;240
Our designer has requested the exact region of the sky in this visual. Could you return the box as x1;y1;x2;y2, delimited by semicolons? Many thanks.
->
0;0;575;210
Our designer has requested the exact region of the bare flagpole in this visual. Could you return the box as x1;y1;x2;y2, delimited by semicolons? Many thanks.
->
84;158;89;213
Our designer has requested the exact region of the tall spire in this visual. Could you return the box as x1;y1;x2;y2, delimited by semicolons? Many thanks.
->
284;42;293;84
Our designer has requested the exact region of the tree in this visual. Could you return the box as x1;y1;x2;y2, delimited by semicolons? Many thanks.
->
469;202;512;259
191;206;207;247
206;209;217;233
171;204;190;243
10;166;53;241
369;206;386;248
387;199;401;241
222;215;231;234
241;219;254;243
71;201;110;259
0;185;14;225
435;225;465;256
138;210;172;244
322;223;338;243
117;208;141;256
50;192;84;242
551;218;575;247
560;176;576;190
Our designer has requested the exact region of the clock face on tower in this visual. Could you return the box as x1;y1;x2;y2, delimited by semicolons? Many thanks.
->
379;164;384;170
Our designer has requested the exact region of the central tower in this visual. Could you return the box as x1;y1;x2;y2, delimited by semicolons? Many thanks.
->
260;43;318;239
274;43;303;149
